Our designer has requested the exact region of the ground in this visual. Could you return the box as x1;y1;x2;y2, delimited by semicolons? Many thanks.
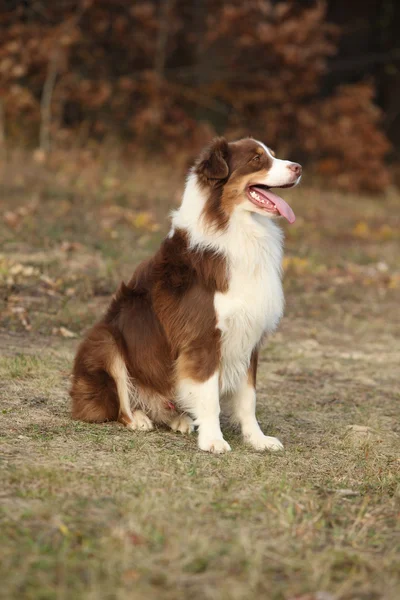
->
1;152;399;600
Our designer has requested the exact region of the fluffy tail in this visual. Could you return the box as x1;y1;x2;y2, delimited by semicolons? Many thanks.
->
70;324;134;425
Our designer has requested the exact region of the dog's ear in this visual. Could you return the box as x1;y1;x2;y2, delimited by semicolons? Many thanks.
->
195;137;229;183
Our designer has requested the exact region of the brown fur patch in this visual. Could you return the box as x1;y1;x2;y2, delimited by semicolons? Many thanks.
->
194;138;230;231
176;328;221;382
248;347;259;388
194;137;230;183
70;326;120;423
70;228;228;425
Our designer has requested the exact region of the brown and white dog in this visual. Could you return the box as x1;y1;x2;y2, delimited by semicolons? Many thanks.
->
70;137;302;453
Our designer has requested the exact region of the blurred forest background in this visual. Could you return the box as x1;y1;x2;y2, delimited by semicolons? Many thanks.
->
1;0;400;192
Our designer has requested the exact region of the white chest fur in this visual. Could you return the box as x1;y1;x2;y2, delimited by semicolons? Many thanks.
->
171;179;285;396
215;256;283;394
214;213;284;395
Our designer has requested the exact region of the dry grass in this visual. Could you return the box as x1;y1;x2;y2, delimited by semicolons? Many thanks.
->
0;151;399;600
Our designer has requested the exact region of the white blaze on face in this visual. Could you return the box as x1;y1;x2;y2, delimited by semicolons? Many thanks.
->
256;141;301;188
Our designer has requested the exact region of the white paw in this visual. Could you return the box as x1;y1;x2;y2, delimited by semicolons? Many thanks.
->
170;414;194;434
246;434;284;452
126;410;154;432
198;438;231;454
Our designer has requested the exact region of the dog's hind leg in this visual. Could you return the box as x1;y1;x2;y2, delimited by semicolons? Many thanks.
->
168;413;195;434
109;353;154;432
71;326;154;431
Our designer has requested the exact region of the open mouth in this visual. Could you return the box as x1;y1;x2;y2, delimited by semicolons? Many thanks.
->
247;184;296;224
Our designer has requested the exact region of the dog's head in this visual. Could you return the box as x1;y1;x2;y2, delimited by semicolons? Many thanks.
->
194;137;301;229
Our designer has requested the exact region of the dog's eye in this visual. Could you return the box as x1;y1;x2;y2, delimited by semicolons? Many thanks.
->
252;155;261;162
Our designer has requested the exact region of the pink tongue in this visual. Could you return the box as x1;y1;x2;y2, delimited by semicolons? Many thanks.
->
252;186;296;224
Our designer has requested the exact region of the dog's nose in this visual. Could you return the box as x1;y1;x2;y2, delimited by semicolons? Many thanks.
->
288;162;302;177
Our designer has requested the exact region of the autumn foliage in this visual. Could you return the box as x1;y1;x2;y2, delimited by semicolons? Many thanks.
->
0;1;392;191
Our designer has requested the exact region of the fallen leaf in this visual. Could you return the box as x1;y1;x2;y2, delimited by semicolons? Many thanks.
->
60;241;85;252
58;523;70;536
346;425;374;434
130;211;160;232
40;274;57;288
376;224;396;240
53;326;77;338
283;256;311;274
335;489;360;497
352;221;370;239
388;275;400;289
3;211;19;228
9;263;39;277
33;148;47;164
122;569;140;582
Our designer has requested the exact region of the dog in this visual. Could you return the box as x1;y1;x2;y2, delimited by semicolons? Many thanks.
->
70;137;302;453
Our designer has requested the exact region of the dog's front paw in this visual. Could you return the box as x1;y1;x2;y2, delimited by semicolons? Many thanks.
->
198;437;231;454
126;410;154;431
245;434;284;452
170;414;194;434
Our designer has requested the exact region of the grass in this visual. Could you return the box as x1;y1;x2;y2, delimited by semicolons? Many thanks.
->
0;150;399;599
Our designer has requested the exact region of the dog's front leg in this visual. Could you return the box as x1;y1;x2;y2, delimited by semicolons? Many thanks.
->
230;350;283;451
178;371;231;454
231;379;283;451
